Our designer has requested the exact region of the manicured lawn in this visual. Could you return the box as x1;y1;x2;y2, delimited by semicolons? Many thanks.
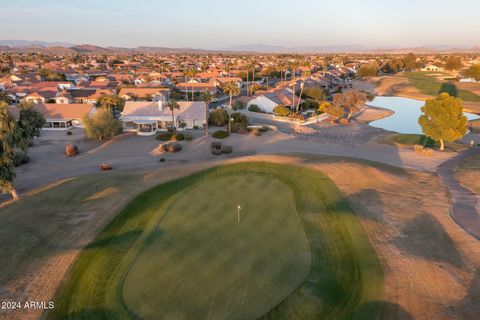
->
48;162;383;320
392;134;436;146
405;72;480;102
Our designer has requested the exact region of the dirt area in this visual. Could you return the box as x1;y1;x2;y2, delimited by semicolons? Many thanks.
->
455;153;480;194
307;158;480;320
1;155;479;320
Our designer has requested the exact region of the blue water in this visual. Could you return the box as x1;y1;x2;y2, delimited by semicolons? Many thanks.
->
368;96;479;134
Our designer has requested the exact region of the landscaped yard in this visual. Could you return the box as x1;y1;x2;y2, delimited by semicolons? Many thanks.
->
391;133;435;146
405;72;480;102
47;162;383;320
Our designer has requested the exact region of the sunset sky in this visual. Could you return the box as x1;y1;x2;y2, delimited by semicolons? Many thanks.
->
1;0;479;48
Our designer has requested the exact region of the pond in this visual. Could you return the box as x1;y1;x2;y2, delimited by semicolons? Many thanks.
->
368;96;479;134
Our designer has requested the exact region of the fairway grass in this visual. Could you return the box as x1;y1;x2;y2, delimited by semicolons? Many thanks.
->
405;72;480;102
48;162;383;320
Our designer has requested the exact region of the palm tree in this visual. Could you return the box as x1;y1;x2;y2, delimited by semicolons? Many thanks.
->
250;60;256;97
166;100;180;131
186;68;198;101
200;91;214;136
222;82;240;134
296;80;305;114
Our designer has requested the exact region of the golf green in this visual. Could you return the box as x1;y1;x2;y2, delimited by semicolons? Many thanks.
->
49;162;383;320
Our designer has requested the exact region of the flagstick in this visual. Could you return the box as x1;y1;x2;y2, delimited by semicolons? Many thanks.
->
237;205;241;224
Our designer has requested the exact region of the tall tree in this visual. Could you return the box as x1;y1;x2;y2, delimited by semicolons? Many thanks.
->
166;100;180;131
250;60;256;96
333;90;367;120
418;93;468;151
83;108;122;141
200;91;214;136
222;82;240;134
0;102;21;200
463;64;480;81
403;53;417;71
187;68;198;101
96;95;125;112
445;56;463;71
17;101;46;151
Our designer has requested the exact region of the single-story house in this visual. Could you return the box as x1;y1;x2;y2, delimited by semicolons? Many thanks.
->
175;82;217;95
118;88;170;101
246;88;302;114
35;103;97;130
120;100;206;136
213;77;243;88
421;64;445;72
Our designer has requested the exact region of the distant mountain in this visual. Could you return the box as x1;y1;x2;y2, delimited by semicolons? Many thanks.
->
0;40;75;48
1;40;480;54
70;44;112;53
224;44;480;54
224;44;369;53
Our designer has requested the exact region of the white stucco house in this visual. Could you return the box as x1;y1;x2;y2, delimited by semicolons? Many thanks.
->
246;88;302;114
421;64;445;72
120;100;207;136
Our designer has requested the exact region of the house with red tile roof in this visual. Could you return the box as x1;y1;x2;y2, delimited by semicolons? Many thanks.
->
118;88;170;101
34;103;97;130
175;82;217;95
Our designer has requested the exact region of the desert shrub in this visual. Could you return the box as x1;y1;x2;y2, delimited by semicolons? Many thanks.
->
248;104;261;112
156;132;174;141
251;129;262;136
13;149;29;166
65;144;79;156
159;142;182;153
221;145;233;154
233;100;246;110
231;112;248;133
211;148;222;156
212;130;229;139
171;133;184;141
210;109;229;127
211;141;222;149
156;132;188;141
273;105;290;116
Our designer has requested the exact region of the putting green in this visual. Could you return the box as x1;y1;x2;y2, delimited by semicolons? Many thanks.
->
49;162;383;320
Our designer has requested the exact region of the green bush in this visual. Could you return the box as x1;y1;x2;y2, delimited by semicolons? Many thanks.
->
248;104;261;112
212;130;229;139
231;112;249;133
173;133;185;141
156;132;174;141
273;105;290;116
210;109;229;127
233;100;246;110
156;132;189;141
13;149;29;166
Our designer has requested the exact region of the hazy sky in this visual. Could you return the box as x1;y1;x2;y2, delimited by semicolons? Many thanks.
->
1;0;479;48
